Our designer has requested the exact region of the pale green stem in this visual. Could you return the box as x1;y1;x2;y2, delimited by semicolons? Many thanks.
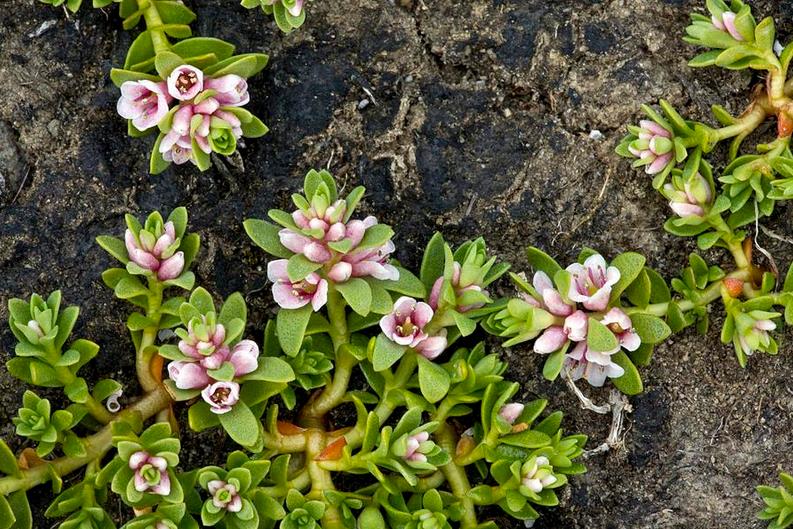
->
262;431;307;453
436;423;477;529
624;269;752;317
711;102;767;142
341;352;417;449
0;386;171;495
137;0;170;54
137;280;164;393
299;288;353;425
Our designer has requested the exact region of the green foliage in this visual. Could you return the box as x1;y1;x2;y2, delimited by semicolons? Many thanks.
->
758;472;793;529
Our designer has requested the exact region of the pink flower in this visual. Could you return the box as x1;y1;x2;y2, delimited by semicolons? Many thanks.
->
533;310;587;354
498;403;525;424
125;221;185;281
168;361;211;390
129;450;171;496
601;308;641;352
564;342;624;387
380;296;433;347
267;259;328;311
404;431;429;463
178;318;227;359
712;11;743;41
167;65;204;100
428;262;488;313
628;120;675;175
532;271;573;317
208;480;242;512
168;337;259;390
566;254;620;311
286;0;303;17
414;329;447;360
205;75;250;107
342;240;399;281
228;340;259;376
117;80;171;132
202;381;240;414
664;172;713;219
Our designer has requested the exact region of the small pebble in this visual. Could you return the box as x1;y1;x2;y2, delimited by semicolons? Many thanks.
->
503;108;513;118
47;119;60;137
357;99;370;110
589;129;604;141
29;20;57;38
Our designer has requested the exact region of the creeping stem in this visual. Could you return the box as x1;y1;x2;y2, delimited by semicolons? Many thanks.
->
300;287;353;424
44;338;113;425
436;423;478;529
137;280;165;393
625;269;752;318
137;0;171;55
0;386;172;495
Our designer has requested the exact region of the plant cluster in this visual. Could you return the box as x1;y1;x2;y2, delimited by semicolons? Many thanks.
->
39;0;303;33
0;171;590;529
16;0;793;526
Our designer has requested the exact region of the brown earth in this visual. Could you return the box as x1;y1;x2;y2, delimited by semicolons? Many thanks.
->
2;0;793;527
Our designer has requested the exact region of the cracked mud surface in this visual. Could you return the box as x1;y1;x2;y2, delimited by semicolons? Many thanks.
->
2;0;793;527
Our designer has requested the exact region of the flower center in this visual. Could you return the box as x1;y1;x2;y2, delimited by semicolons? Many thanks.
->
607;322;625;334
292;280;317;298
396;316;415;337
211;387;231;404
175;71;198;94
141;464;161;485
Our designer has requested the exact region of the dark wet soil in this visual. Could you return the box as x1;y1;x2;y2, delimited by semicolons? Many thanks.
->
2;0;793;527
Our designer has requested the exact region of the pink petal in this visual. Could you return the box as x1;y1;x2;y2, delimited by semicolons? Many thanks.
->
147;456;167;471
563;310;588;342
412;301;434;328
328;262;352;282
266;259;290;282
229;340;259;376
303;242;332;263
582;286;611;311
172;362;210;390
208;480;225;495
129;451;149;470
311;279;328;311
131;249;160;271
722;11;743;41
227;495;242;512
670;202;704;217
171;105;194;135
149;471;171;496
157;251;184;280
542;288;573;317
279;230;311;254
415;333;447;360
393;296;416;315
646;152;672;175
272;282;310;309
533;326;567;354
639;120;670;138
568;341;587;361
602;308;631;330
379;314;397;338
621;330;641;352
134;471;149;492
532;271;553;294
428;277;443;310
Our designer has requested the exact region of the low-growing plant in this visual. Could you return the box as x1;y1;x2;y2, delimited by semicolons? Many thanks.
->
0;170;590;529
478;0;793;404
38;0;270;173
240;0;307;33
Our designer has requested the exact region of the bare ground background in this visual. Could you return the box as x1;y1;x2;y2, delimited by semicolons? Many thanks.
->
2;0;793;527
